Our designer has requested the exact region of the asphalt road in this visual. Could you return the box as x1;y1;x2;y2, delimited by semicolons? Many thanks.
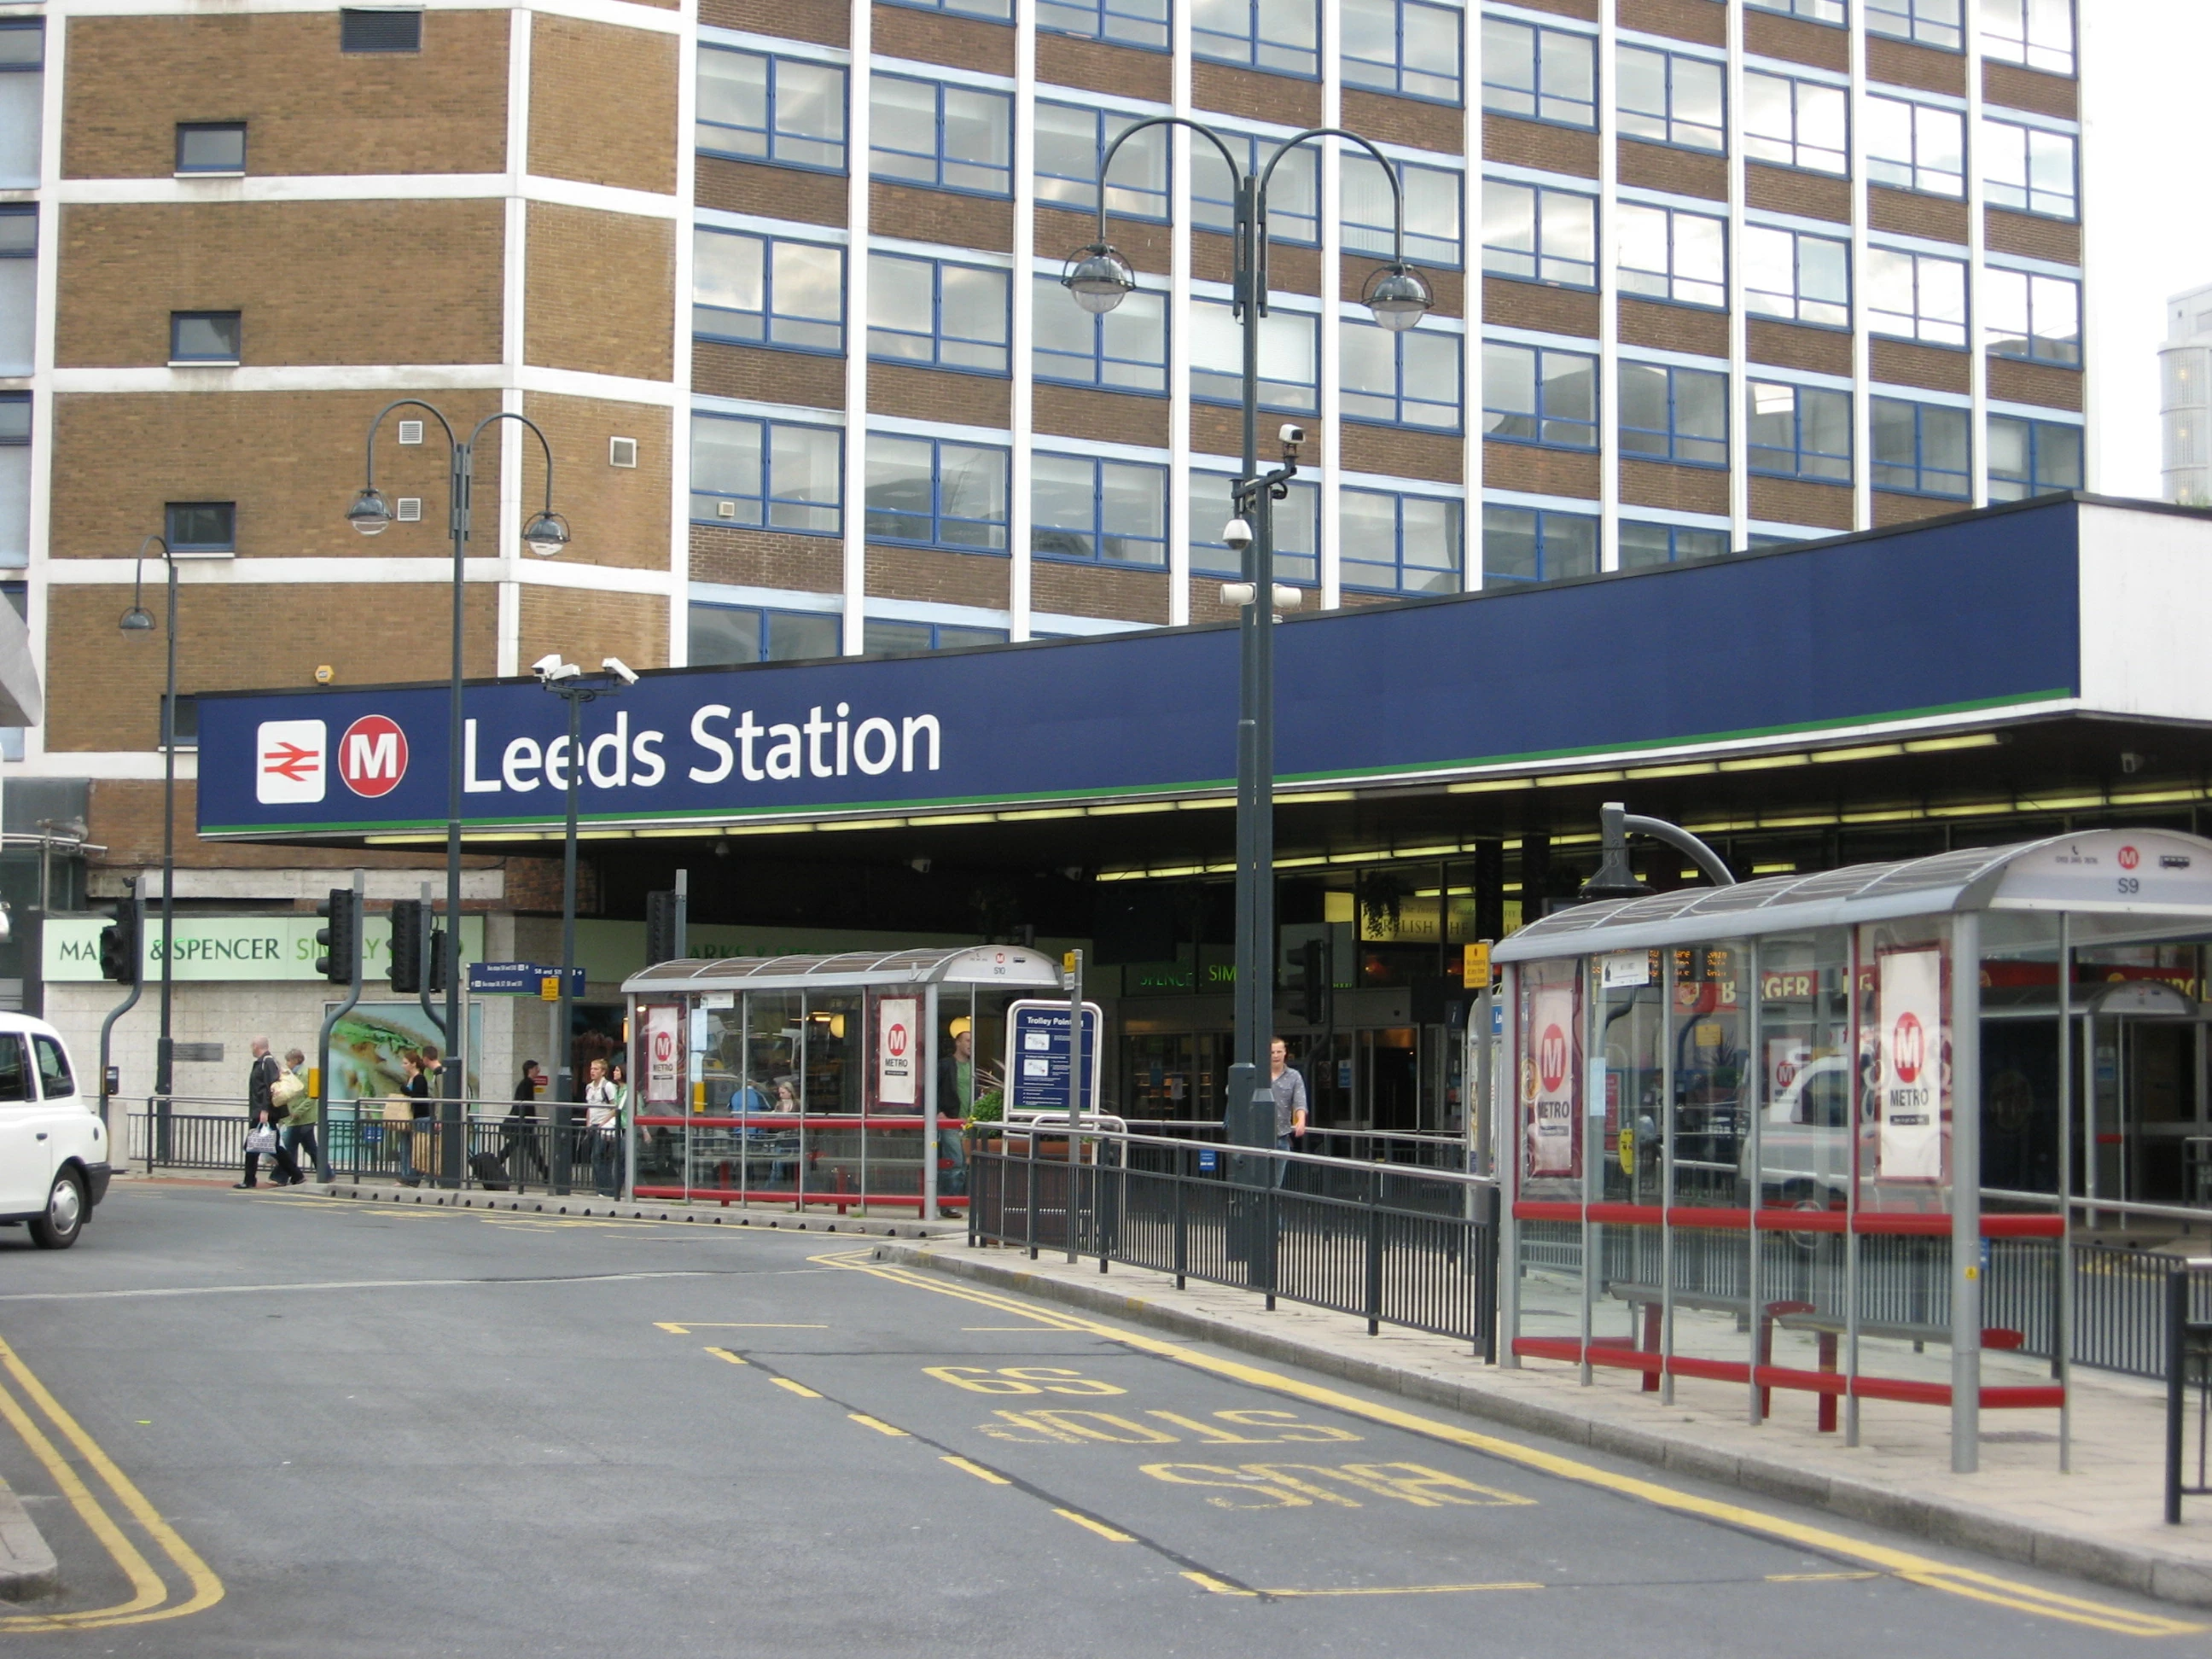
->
0;1183;2195;1656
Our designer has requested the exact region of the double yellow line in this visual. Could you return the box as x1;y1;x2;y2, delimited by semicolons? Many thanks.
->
0;1333;223;1633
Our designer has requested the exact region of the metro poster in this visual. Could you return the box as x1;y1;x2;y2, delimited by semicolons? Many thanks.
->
1522;971;1582;1182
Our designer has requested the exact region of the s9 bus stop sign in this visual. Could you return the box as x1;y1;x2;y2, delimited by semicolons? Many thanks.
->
1005;998;1103;1118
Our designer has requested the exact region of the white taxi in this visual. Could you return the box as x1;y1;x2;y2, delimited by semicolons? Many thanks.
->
0;1014;110;1248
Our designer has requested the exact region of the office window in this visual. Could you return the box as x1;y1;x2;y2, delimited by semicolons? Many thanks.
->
1190;298;1317;411
1191;0;1318;78
1866;0;1963;51
0;207;30;377
1482;343;1597;450
864;619;1010;655
1620;362;1727;467
1743;72;1845;175
1036;103;1168;219
0;578;16;757
1982;0;2074;76
1619;521;1729;568
1190;476;1318;585
1032;456;1167;566
1482;180;1595;288
1342;490;1460;595
340;9;421;52
1617;202;1726;309
866;436;1008;550
176;123;246;176
697;48;846;172
1480;17;1595;129
868;254;1010;374
170;310;241;364
690;603;841;667
1866;247;1966;347
1865;95;1964;197
871;76;1012;195
1985;268;2080;367
1987;415;2082;502
690;415;842;533
1193;134;1316;245
1342;154;1462;267
1342;0;1461;104
1617;46;1724;154
1982;119;2076;218
1032;276;1167;393
0;22;40;190
166;502;236;553
1745;0;1843;21
160;693;200;752
1743;224;1849;329
1871;397;1970;498
1039;0;1169;51
888;0;1010;19
692;230;843;352
1341;321;1460;430
0;394;26;569
1482;505;1595;585
1746;381;1851;481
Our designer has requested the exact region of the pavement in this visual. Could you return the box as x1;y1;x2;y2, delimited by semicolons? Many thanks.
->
0;1181;2202;1653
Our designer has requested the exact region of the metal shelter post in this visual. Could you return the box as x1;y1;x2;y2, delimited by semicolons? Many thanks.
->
923;981;940;1223
1950;909;1982;1474
1498;962;1520;1367
2056;912;2073;1473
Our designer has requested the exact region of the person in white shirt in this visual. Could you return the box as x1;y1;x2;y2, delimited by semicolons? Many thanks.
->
583;1057;621;1196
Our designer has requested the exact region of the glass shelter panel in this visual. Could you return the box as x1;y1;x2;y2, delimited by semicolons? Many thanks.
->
1593;950;1665;1361
1666;940;1752;1377
1515;957;1585;1342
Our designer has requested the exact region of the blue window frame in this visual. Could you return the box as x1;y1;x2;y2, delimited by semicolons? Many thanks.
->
1617;46;1724;154
865;435;1008;551
1986;268;2080;368
1481;179;1595;288
868;253;1009;374
1982;118;2077;219
690;602;841;666
0;21;39;192
1033;276;1167;393
882;0;1010;20
1866;95;1964;198
1617;201;1726;308
1035;102;1168;219
1032;454;1167;566
0;393;27;571
871;75;1012;196
1871;397;1970;498
1344;154;1461;267
1987;415;2081;503
1866;246;1966;348
1481;504;1595;585
1342;488;1461;595
1342;0;1461;105
1481;342;1597;451
696;47;847;172
1867;0;1964;52
1191;0;1318;79
1340;319;1461;430
1193;134;1316;246
690;414;844;533
1743;71;1846;176
1743;224;1849;329
1619;521;1730;568
1747;0;1843;22
692;228;844;352
166;501;236;553
170;310;240;364
1982;0;2074;76
1039;0;1169;50
1190;298;1316;412
865;618;1010;654
1190;475;1317;584
1480;16;1595;129
1747;380;1851;481
1620;361;1728;468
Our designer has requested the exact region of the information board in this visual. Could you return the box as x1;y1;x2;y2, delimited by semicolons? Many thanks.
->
1004;998;1103;1118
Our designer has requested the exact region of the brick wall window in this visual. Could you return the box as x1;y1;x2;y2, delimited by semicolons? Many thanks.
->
697;47;847;172
871;76;1012;197
1480;16;1594;129
1866;0;1965;53
1866;246;1966;347
1619;521;1729;568
864;436;1009;551
1190;474;1316;583
160;693;199;751
176;123;247;176
868;253;1010;374
0;21;43;190
1344;154;1461;267
166;502;236;553
1982;118;2078;219
1032;454;1167;566
1031;275;1167;393
1190;297;1316;411
0;207;32;377
1194;135;1317;245
1620;362;1728;468
690;414;842;533
1871;397;1970;498
1745;0;1844;24
1039;0;1168;52
864;619;1010;655
1036;102;1169;220
882;0;1011;21
1481;504;1595;585
1481;180;1595;288
1866;95;1965;198
1988;415;2082;502
1747;380;1852;481
693;229;844;352
1743;73;1846;177
1743;224;1850;329
1481;342;1597;451
1342;488;1460;595
690;602;841;666
0;394;28;571
1617;46;1725;154
1191;0;1318;79
170;310;242;365
1341;0;1460;105
1983;0;2074;76
1341;317;1462;430
1617;201;1726;309
1986;268;2080;367
339;9;422;54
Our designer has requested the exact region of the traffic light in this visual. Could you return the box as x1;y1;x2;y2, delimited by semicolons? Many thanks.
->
426;929;448;994
644;890;678;965
388;899;427;993
98;906;138;984
314;887;357;984
1300;937;1330;1027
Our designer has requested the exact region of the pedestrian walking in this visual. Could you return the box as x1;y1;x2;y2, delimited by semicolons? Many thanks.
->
504;1061;549;1185
1268;1036;1307;1190
278;1048;326;1183
237;1036;301;1189
584;1057;620;1196
394;1049;430;1186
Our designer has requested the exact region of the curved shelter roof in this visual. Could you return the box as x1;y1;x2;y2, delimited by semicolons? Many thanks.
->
623;944;1064;997
1493;829;2212;963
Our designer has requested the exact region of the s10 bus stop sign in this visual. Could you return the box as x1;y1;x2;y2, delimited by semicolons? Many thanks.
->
1005;998;1103;1118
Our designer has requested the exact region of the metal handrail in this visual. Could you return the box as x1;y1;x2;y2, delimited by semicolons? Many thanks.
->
1004;1116;1499;1192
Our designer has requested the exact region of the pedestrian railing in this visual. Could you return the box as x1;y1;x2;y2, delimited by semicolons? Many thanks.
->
2168;1266;2212;1522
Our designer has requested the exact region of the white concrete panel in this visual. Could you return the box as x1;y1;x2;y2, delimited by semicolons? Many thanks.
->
2077;501;2212;723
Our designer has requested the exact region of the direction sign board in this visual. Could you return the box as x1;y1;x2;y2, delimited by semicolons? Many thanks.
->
1004;998;1103;1118
469;961;586;996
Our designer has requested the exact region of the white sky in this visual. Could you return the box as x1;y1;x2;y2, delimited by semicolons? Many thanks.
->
2081;1;2211;498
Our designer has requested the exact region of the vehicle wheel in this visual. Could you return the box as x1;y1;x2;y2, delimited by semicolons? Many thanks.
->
28;1170;84;1249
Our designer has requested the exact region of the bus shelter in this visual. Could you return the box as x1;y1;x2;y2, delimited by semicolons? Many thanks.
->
1490;828;2212;1473
622;945;1064;1219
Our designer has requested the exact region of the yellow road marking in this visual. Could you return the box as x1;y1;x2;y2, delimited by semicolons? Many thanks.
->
707;1348;748;1366
819;1252;2202;1640
658;1322;828;1334
771;1377;823;1399
850;1413;910;1437
1055;1507;1135;1542
1182;1570;1258;1598
943;1456;1013;1485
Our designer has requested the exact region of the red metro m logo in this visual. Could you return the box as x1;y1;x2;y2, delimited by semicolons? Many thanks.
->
339;715;409;799
887;1022;910;1058
1537;1022;1568;1093
1892;1011;1925;1085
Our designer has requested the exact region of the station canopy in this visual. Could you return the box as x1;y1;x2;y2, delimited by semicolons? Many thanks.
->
622;944;1065;997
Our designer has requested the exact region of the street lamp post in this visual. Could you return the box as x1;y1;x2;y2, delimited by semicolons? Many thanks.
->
346;405;571;1184
116;534;178;1138
1063;122;1430;1149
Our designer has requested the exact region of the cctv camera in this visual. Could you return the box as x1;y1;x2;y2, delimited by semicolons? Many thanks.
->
531;653;564;678
1221;517;1254;550
1278;423;1307;447
601;656;638;687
